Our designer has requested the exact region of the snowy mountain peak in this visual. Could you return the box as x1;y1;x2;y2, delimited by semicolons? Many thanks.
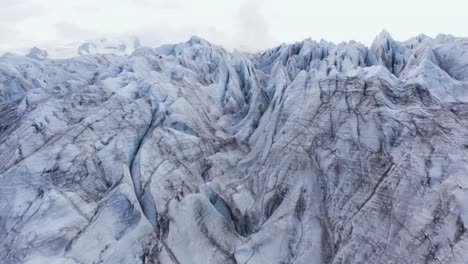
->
188;35;211;46
25;47;48;61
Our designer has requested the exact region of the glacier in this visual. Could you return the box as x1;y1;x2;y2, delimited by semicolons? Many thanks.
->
1;31;468;263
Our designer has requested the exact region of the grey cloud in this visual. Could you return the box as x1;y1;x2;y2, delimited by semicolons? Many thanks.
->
53;22;99;40
235;0;276;51
0;25;17;52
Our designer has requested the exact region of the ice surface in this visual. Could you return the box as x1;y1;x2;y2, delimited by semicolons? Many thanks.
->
1;32;468;263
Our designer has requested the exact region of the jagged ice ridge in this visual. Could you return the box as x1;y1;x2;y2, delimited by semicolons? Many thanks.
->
1;31;468;263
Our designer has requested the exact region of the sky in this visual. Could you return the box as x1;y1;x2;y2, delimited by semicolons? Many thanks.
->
1;0;467;57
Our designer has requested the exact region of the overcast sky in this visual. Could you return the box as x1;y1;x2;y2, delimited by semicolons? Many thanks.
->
1;0;467;56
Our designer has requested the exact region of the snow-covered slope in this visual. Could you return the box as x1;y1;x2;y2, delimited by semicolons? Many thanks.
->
1;32;468;264
25;47;48;61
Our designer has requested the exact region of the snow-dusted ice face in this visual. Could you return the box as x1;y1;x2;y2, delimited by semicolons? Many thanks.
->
1;33;468;263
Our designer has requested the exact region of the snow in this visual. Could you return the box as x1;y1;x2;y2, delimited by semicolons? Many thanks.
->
1;32;468;263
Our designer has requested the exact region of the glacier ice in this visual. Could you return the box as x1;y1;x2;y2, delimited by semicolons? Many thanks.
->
1;31;468;263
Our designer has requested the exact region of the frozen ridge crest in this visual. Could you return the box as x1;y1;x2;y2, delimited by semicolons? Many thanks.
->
1;31;468;263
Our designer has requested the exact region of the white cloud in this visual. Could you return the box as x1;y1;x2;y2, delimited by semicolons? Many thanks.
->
0;0;44;22
54;22;99;41
131;0;183;9
1;0;468;56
